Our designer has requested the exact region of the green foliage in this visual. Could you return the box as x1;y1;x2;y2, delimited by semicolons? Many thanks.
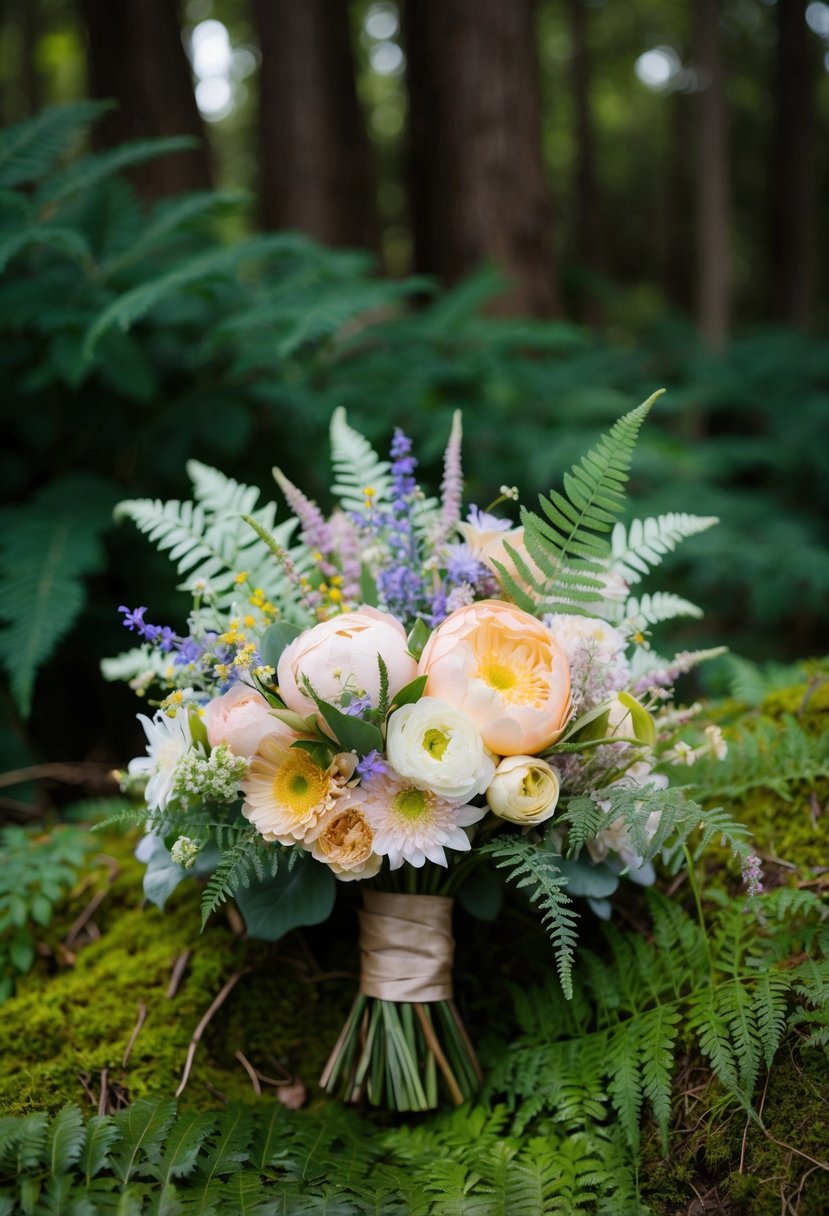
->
497;393;660;613
0;1099;643;1215
487;887;829;1156
0;475;119;715
0;823;91;1003
684;712;829;803
115;461;309;614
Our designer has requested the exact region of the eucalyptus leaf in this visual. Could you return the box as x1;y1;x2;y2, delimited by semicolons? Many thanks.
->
141;835;188;910
260;621;303;670
309;692;384;755
406;619;431;660
234;854;336;941
551;854;620;899
389;674;428;711
455;865;503;921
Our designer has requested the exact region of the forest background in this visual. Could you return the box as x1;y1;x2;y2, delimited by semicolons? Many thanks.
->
0;0;827;842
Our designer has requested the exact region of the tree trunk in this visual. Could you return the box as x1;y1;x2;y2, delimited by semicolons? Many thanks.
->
566;0;604;328
80;0;211;197
771;0;816;327
665;88;695;315
695;0;729;349
252;0;375;249
404;0;557;317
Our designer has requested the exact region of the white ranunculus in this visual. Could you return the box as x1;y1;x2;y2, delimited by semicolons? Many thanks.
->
486;755;560;826
385;696;495;802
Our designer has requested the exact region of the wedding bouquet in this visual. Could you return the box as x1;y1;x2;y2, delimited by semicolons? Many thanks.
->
106;395;744;1112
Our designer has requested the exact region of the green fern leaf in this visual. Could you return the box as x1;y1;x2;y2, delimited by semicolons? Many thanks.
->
495;392;662;614
329;407;392;513
83;232;300;359
621;591;704;627
639;1005;679;1151
607;513;719;584
46;1104;86;1178
0;224;91;273
36;137;196;208
0;100;111;188
483;837;579;998
145;1111;216;1186
79;1115;119;1185
752;972;790;1067
100;190;248;280
110;1099;177;1184
0;476;116;716
200;831;266;929
607;1028;643;1151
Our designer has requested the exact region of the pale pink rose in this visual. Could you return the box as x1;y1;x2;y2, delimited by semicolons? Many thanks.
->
277;606;417;720
418;599;571;756
204;683;294;758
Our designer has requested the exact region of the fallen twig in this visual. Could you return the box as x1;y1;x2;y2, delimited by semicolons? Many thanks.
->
97;1069;109;1117
175;969;250;1099
122;1002;147;1067
166;949;193;999
235;1050;262;1095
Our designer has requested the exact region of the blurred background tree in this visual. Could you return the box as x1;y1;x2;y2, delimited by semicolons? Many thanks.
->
0;0;827;814
2;0;827;327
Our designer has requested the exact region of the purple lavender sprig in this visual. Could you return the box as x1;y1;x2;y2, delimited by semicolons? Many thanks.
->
375;429;428;623
118;606;177;652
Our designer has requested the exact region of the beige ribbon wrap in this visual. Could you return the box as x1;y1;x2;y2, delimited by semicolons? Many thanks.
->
358;891;454;1003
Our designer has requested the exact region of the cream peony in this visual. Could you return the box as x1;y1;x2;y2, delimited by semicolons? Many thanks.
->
306;793;382;881
386;697;495;801
277;606;417;720
486;755;560;826
204;682;295;758
418;600;571;755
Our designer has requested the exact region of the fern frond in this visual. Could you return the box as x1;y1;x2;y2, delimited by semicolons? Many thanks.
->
607;513;719;585
329;407;391;514
639;1005;680;1151
115;471;310;615
46;1105;86;1178
496;392;662;615
483;837;579;998
200;831;278;929
110;1099;177;1184
621;591;704;627
0;101;111;189
36;137;196;208
0;482;113;716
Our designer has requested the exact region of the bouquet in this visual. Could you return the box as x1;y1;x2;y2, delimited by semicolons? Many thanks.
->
106;396;746;1112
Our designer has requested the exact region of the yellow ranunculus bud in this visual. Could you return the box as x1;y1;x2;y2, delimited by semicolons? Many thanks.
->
486;755;560;826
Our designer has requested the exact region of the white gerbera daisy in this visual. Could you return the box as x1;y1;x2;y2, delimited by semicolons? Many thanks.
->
134;710;194;811
360;768;487;870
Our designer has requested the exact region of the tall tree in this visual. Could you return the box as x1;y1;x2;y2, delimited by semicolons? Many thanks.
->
252;0;375;249
771;0;817;327
80;0;211;196
695;0;729;348
404;0;557;316
566;0;605;328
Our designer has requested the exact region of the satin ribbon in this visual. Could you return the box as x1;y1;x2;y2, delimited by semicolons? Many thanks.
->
359;891;454;1003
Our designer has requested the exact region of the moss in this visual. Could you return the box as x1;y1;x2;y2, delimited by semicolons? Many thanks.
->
0;830;352;1117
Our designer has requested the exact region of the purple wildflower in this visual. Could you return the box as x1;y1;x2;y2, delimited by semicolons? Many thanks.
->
356;749;387;780
742;853;764;898
432;410;463;547
343;692;373;717
119;605;148;633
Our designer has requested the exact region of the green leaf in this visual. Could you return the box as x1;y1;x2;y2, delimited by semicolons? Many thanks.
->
260;620;303;670
0;101;112;188
47;1104;86;1177
389;674;428;711
234;854;336;941
305;685;384;756
110;1100;177;1184
551;855;620;899
455;865;503;921
9;931;35;974
406;619;431;660
291;739;337;768
142;837;189;911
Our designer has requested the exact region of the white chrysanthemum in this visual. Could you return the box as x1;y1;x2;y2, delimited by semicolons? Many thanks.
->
360;768;487;869
133;711;194;811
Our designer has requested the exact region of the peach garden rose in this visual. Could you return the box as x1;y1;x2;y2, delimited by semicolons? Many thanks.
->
418;600;571;755
204;682;295;758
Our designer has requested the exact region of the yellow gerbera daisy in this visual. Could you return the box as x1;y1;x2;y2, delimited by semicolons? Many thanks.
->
242;737;345;845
